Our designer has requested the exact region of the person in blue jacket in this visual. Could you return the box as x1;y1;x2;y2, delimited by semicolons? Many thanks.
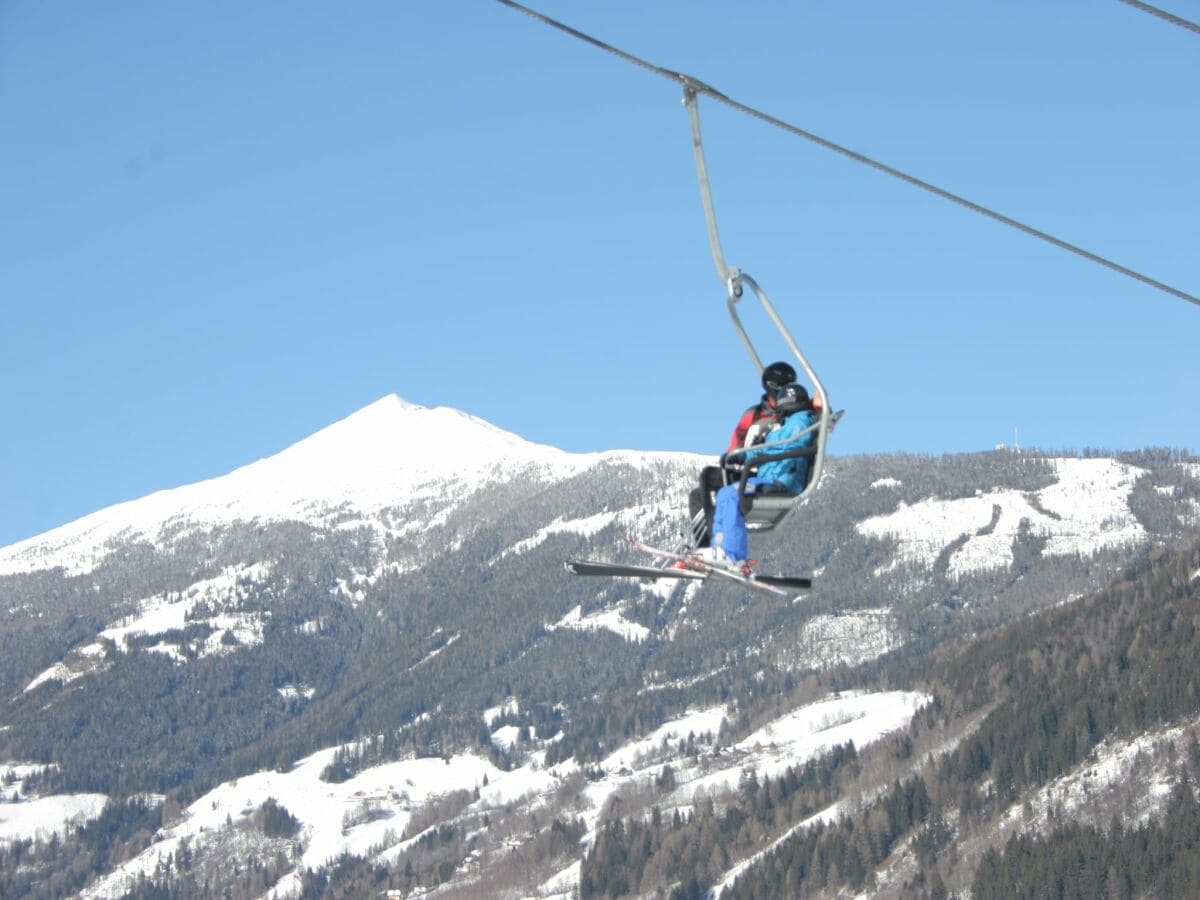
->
710;382;816;565
689;361;799;549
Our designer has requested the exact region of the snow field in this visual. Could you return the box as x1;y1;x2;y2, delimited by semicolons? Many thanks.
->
1000;723;1196;833
0;793;109;844
23;563;272;694
81;747;506;898
682;691;930;800
33;683;1172;898
30;689;927;898
857;458;1148;578
0;762;111;845
548;604;651;644
784;608;900;670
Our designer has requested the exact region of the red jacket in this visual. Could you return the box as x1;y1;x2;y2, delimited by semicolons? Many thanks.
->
727;401;774;453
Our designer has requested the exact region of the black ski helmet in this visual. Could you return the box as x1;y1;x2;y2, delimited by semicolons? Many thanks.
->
774;383;811;416
762;361;797;394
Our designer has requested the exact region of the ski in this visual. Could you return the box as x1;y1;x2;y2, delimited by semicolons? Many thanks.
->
564;559;706;581
747;573;813;591
565;540;812;598
624;537;810;598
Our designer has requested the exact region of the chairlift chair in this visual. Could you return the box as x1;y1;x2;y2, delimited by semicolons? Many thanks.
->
683;84;839;534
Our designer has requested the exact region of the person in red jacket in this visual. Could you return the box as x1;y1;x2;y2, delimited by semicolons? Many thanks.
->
689;361;800;549
725;361;799;453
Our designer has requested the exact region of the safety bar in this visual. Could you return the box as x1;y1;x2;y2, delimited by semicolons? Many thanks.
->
732;444;817;515
721;417;821;466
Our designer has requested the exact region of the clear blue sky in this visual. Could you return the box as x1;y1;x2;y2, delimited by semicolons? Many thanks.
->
2;1;1197;548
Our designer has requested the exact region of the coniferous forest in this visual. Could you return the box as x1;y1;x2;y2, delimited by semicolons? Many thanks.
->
1;449;1198;896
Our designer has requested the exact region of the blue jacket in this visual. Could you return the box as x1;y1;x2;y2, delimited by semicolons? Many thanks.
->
743;410;816;494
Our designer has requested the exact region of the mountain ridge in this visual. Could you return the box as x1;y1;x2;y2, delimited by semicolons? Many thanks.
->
0;394;704;577
1;400;1198;898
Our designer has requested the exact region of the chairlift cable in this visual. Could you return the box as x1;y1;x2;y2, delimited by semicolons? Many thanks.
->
495;0;1199;308
1116;0;1200;35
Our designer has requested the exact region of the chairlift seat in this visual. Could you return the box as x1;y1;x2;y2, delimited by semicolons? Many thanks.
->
744;494;797;531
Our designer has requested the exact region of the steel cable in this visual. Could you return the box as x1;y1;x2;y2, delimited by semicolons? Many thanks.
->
495;0;1198;308
1117;0;1200;35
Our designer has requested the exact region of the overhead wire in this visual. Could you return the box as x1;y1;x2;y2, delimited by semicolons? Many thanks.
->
495;0;1199;308
1116;0;1200;34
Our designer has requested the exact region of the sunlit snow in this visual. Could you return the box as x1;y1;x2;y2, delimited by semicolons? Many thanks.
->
0;763;109;845
0;793;109;844
857;458;1146;578
23;661;90;694
277;684;316;701
23;563;271;693
0;396;704;577
98;563;270;653
490;725;522;752
1001;724;1194;833
683;691;928;800
548;604;651;644
8;689;930;897
80;746;504;898
601;706;728;772
483;699;519;727
783;609;900;670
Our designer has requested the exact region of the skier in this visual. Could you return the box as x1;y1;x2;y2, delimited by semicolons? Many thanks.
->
689;361;802;549
710;382;817;566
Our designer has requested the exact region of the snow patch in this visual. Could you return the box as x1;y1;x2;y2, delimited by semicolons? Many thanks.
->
601;706;728;772
1001;724;1194;834
490;725;523;752
548;605;650;644
498;512;615;560
409;633;461;671
0;762;53;799
684;691;930;800
24;564;270;693
0;793;109;844
484;699;519;727
781;609;901;670
81;746;503;897
857;458;1147;578
102;563;271;653
23;662;89;694
497;497;697;565
277;684;316;702
537;859;582;899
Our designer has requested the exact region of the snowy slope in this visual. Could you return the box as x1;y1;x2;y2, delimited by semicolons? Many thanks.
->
0;395;700;577
856;458;1148;578
41;689;927;899
22;563;273;693
0;764;108;845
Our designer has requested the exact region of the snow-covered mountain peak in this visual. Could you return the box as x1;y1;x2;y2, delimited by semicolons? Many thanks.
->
0;395;589;577
292;394;570;472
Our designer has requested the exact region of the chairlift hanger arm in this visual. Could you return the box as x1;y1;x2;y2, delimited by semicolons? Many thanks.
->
683;88;830;411
683;86;737;295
